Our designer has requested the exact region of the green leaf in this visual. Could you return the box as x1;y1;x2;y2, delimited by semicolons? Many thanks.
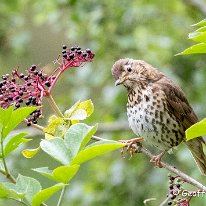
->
0;107;13;128
0;182;24;199
40;138;72;165
189;31;206;43
4;132;31;156
69;109;87;120
77;99;94;117
43;115;64;136
15;174;41;203
186;118;206;141
52;165;80;183
195;26;206;32
176;43;206;55
71;140;125;165
32;167;53;179
2;106;38;139
64;100;80;117
64;123;98;158
22;147;40;158
32;183;65;206
192;19;206;27
64;99;94;119
33;165;80;183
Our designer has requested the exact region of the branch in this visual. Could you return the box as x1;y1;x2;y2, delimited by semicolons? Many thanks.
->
11;121;130;138
92;136;206;191
136;145;206;191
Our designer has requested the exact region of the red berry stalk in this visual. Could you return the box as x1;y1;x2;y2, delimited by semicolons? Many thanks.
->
0;45;95;125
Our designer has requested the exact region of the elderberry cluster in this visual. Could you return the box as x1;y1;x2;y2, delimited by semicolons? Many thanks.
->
0;45;95;126
61;45;95;67
166;174;192;206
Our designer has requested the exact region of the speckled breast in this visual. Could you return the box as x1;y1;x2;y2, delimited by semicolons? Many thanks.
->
126;87;185;151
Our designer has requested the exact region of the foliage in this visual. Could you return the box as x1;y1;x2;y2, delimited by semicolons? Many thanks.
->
0;45;125;205
0;100;124;206
177;19;206;142
177;19;206;55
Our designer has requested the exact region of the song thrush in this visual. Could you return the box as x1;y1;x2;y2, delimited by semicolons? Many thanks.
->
112;58;206;175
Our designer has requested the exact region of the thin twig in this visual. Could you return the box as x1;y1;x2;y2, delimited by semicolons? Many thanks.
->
159;196;171;206
92;136;206;190
9;197;30;206
0;137;9;176
46;94;64;118
0;168;16;183
57;187;66;206
132;144;206;191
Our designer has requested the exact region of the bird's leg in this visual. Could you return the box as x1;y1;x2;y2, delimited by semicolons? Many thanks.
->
150;151;166;168
119;137;144;158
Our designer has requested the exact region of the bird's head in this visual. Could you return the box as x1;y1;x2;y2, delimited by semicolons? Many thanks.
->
112;58;161;89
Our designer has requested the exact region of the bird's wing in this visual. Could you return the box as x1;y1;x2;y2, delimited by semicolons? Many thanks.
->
155;76;198;130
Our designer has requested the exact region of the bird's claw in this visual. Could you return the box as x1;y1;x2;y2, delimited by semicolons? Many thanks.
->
150;152;165;168
119;137;144;158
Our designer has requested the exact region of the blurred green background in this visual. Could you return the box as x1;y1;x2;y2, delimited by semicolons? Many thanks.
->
0;0;206;205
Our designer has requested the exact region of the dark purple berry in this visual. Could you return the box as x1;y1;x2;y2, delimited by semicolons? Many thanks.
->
19;91;24;96
34;70;38;75
20;73;24;78
27;122;31;126
32;64;37;69
8;96;13;101
24;76;29;81
20;86;26;91
45;81;51;87
9;86;15;91
32;101;37;105
25;100;31;105
32;97;36;101
63;54;67;58
15;103;20;108
86;48;91;53
2;75;7;80
32;120;37;124
18;99;23;103
171;195;176;200
82;53;87;58
27;82;31;86
62;50;66;54
38;72;43;77
69;53;74;59
71;47;75;51
62;45;67;50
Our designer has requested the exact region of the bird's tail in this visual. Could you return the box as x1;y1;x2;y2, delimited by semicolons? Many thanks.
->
185;137;206;176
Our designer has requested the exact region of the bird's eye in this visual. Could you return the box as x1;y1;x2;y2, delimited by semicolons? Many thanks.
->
127;67;132;72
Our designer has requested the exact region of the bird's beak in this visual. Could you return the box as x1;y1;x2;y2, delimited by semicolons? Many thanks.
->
115;76;127;86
